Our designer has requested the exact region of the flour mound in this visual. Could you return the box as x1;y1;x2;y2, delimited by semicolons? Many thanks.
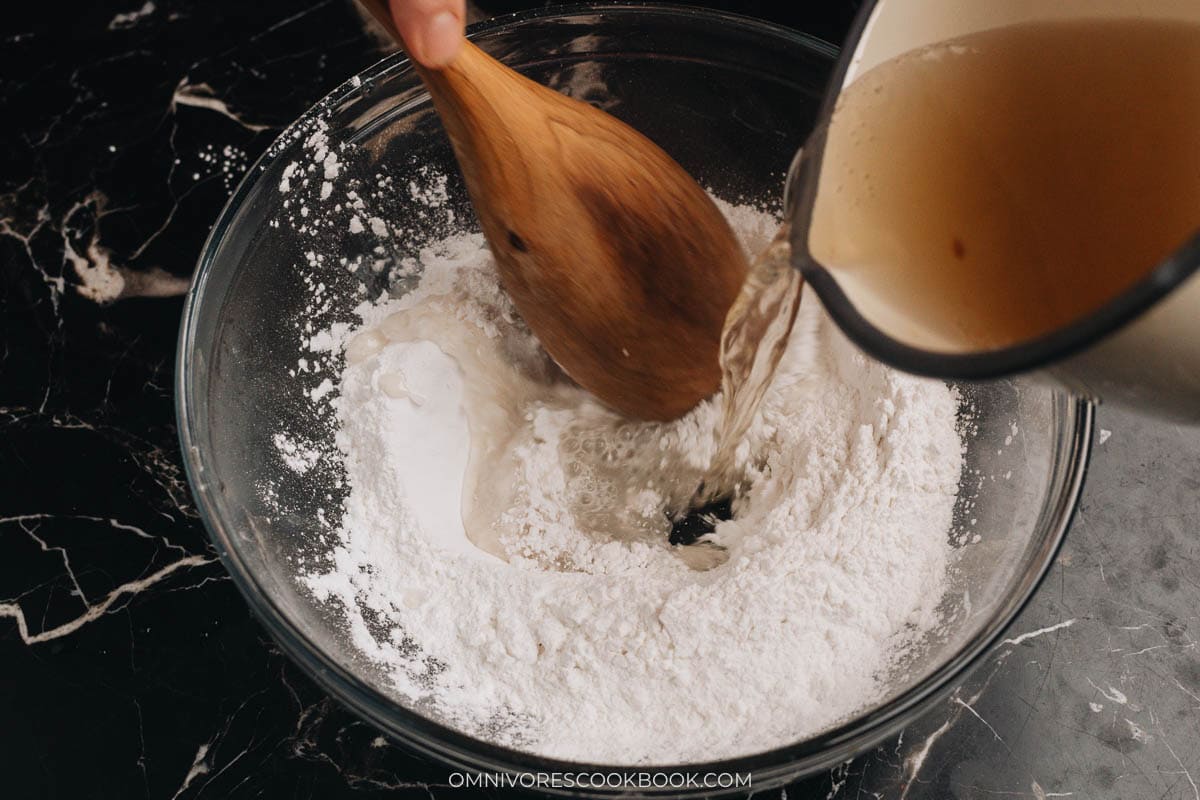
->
302;201;964;765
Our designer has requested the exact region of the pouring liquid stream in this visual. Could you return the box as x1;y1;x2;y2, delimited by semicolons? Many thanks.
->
709;228;803;496
672;226;803;556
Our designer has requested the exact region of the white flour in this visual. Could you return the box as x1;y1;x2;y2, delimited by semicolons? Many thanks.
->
299;197;966;764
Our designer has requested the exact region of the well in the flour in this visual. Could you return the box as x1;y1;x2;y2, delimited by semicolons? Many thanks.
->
291;192;964;765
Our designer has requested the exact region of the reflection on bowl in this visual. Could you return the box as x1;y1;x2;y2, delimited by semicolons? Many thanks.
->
177;5;1091;795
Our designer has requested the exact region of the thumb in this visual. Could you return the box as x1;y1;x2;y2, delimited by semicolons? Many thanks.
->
389;0;466;68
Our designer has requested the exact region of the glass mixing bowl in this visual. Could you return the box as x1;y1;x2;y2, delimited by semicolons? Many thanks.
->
176;5;1092;795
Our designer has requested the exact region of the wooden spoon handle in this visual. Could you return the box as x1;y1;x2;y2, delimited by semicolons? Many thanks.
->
357;0;402;42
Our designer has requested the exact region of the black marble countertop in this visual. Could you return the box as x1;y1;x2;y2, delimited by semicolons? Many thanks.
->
3;1;1199;798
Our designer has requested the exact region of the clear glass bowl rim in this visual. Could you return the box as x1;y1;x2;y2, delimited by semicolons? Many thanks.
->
175;4;1094;794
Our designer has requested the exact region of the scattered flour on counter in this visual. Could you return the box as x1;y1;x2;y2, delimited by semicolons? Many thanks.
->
297;198;967;765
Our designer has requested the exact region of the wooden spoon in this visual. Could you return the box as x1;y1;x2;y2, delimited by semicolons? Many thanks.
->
358;1;749;420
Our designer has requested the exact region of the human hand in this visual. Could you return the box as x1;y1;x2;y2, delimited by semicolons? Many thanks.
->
388;0;466;67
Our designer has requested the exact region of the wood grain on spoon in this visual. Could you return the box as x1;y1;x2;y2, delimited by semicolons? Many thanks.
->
358;1;749;420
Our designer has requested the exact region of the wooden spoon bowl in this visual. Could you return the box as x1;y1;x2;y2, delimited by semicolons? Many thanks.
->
359;2;748;420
